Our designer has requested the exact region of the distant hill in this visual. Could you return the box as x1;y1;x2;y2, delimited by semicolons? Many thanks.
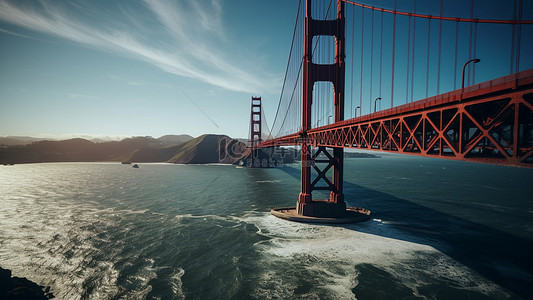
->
0;136;54;146
0;137;154;164
125;134;248;164
0;134;249;165
170;134;247;164
0;134;194;147
156;134;194;146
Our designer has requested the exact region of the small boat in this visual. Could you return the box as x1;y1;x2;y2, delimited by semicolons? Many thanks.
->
132;164;139;168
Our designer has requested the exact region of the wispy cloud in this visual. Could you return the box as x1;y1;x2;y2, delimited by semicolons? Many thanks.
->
0;27;32;39
68;93;100;100
0;0;272;93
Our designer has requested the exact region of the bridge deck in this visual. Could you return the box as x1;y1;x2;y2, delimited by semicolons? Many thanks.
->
258;68;533;168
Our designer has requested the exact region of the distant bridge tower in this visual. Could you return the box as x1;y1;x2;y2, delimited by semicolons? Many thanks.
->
249;96;262;167
298;0;346;217
250;96;262;147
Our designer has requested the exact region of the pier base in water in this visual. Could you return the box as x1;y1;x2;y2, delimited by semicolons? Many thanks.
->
271;206;371;224
297;200;347;218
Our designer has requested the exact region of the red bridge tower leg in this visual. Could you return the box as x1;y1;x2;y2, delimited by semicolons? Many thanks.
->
297;0;346;217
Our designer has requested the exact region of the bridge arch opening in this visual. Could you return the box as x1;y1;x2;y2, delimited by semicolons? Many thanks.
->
312;81;335;129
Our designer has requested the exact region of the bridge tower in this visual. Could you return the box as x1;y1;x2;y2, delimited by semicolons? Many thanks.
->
249;96;262;167
298;0;346;217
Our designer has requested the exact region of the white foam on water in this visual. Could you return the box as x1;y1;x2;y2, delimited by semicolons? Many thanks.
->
174;213;229;222
240;213;509;299
122;258;160;299
253;270;299;300
87;261;120;300
482;185;505;191
170;268;186;299
306;264;358;300
0;190;132;300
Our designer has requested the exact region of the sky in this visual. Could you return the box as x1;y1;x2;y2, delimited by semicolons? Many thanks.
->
0;0;298;139
265;0;533;137
0;0;532;140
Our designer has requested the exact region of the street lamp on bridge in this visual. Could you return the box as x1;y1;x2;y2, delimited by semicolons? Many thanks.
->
355;106;361;118
328;115;332;125
461;58;481;90
374;97;382;113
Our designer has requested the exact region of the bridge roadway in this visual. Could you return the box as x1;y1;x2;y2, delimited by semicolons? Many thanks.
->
257;68;533;168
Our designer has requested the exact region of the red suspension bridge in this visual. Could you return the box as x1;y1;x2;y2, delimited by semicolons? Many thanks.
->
248;0;533;220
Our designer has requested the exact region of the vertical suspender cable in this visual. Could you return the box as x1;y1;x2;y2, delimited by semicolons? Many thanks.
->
297;4;301;133
296;8;303;131
467;0;474;86
359;6;364;114
316;1;320;126
391;0;397;107
406;10;411;102
516;0;523;73
318;2;320;125
379;10;383;99
324;1;327;123
426;17;431;98
331;2;334;120
454;20;458;90
299;6;302;132
318;1;324;125
370;8;374;112
323;2;326;124
325;3;328;122
350;5;355;118
510;0;517;75
411;0;416;102
313;0;317;127
473;21;478;84
329;0;332;120
299;24;302;132
437;0;443;94
327;0;334;124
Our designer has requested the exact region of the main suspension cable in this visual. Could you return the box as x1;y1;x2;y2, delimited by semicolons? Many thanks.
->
342;0;533;24
269;0;303;140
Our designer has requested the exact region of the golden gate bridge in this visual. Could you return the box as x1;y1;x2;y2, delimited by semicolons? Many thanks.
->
247;0;532;221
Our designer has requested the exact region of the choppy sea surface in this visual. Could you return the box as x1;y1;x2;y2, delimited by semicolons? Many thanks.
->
1;155;533;299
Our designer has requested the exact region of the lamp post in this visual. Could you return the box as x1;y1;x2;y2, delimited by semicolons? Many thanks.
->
328;115;332;125
355;106;361;118
374;97;382;113
461;58;481;90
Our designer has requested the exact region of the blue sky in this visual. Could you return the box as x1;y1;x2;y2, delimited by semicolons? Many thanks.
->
0;0;298;139
0;0;532;140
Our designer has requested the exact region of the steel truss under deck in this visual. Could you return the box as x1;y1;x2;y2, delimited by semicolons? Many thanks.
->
259;69;533;168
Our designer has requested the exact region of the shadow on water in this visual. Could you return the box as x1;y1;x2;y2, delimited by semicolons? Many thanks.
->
276;165;533;299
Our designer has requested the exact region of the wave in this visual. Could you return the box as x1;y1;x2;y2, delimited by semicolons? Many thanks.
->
170;268;186;299
239;213;508;299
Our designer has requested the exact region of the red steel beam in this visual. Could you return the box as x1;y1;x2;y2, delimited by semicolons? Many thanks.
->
257;68;533;168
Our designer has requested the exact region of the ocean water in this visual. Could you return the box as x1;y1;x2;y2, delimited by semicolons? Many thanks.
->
1;155;532;299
